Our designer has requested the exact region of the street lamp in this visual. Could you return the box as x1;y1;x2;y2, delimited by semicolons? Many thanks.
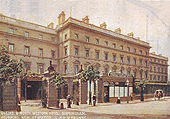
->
126;79;129;103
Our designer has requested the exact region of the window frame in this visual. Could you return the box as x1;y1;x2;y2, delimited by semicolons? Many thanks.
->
8;43;14;52
24;46;30;55
39;48;43;57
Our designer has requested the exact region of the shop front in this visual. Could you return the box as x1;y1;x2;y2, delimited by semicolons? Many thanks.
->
102;72;134;103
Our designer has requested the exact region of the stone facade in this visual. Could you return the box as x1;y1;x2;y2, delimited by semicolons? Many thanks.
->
0;11;169;105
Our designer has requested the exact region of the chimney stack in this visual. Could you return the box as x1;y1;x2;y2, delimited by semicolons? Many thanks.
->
100;22;107;29
58;11;66;25
82;16;89;23
127;32;134;38
115;28;121;34
47;22;54;29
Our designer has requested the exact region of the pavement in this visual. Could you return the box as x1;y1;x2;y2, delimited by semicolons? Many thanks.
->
1;97;170;119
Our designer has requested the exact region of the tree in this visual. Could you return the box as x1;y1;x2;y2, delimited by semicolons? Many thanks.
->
136;79;148;101
49;71;67;108
78;65;100;105
0;45;26;85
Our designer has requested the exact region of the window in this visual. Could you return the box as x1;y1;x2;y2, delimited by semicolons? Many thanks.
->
37;63;44;74
65;48;67;55
127;71;130;75
24;46;29;55
39;49;43;57
75;34;78;39
86;50;89;57
134;72;136;77
65;65;67;73
75;65;78;74
52;37;55;42
24;62;31;73
127;57;130;64
96;39;99;44
145;52;148;55
120;45;123;50
161;76;163;81
140;51;142;54
150;75;152;80
9;28;14;33
86;37;89;42
121;56;123;63
165;76;167;81
105;68;108;73
96;52;99;59
113;44;116;48
145;60;147;66
140;59;142;65
75;48;78;56
158;75;160;80
65;34;67;39
105;53;108;60
165;68;167;73
51;50;55;58
39;35;43;40
158;67;160;72
162;68;163;73
153;75;156;80
113;54;116;61
150;66;152;71
127;47;130;52
8;44;14;52
140;72;142;78
134;58;136;65
154;67;156;72
134;49;136;53
105;41;108;46
25;32;29;37
145;72;148;79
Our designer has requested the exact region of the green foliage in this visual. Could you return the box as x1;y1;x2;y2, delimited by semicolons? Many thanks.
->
135;79;148;89
49;71;67;89
0;45;26;85
25;73;43;79
78;65;100;82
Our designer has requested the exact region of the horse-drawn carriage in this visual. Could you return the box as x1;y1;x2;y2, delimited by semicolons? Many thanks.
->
154;89;165;101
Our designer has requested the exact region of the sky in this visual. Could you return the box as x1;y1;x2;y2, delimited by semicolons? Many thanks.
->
0;0;170;77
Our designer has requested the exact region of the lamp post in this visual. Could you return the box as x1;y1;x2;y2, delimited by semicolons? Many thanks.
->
126;79;129;103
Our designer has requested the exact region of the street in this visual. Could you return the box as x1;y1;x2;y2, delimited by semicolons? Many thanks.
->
0;97;170;119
